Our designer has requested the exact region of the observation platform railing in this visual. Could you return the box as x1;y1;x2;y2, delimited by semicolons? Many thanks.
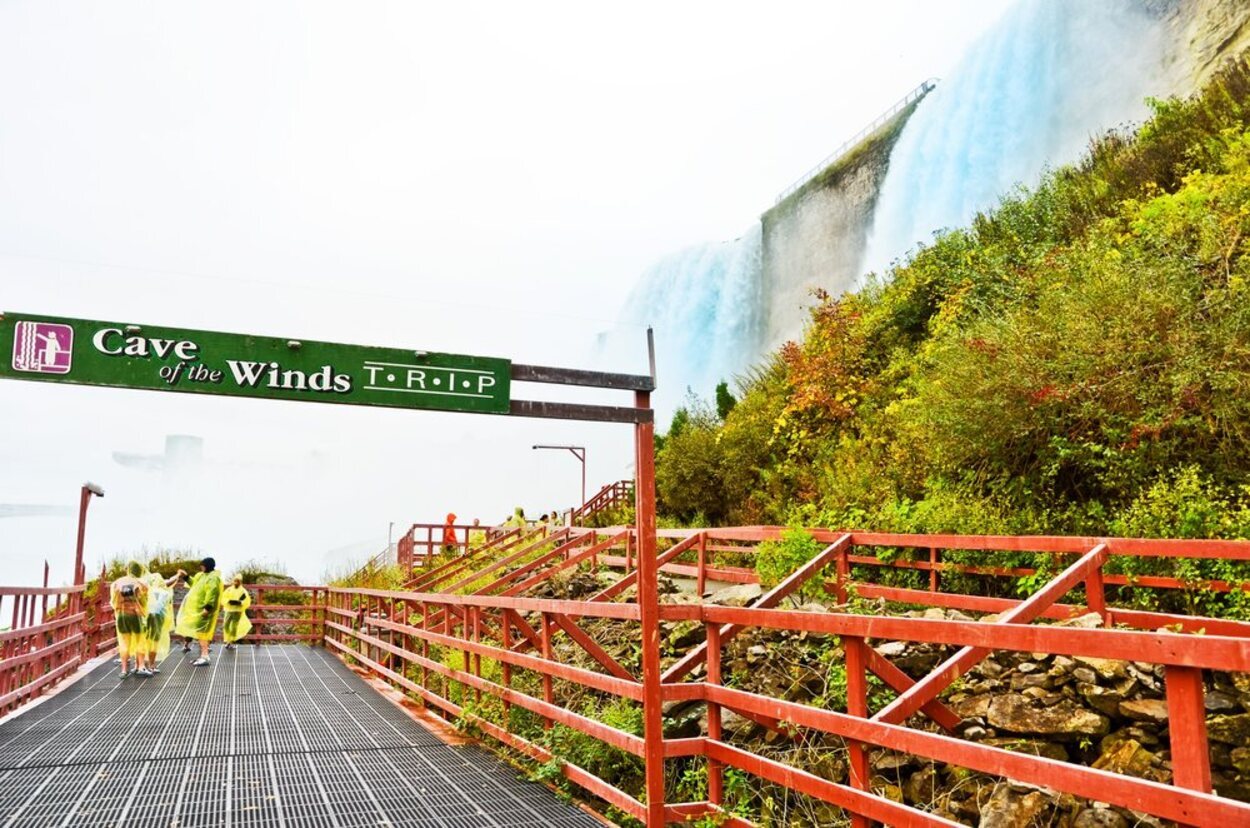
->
569;480;635;526
0;577;115;717
5;528;1250;826
318;528;1250;826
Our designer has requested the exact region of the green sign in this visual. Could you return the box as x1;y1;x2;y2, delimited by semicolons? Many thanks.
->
0;312;511;414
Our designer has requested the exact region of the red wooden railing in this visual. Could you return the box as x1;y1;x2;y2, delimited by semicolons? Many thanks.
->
0;575;115;717
396;522;499;571
321;528;1250;826
6;527;1250;826
570;480;634;526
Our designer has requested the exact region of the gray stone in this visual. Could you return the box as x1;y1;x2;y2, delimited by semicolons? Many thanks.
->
1074;656;1129;680
1057;612;1105;628
1021;687;1064;706
873;641;908;658
706;583;763;607
1072;667;1099;685
1231;747;1250;774
1092;739;1162;781
1208;713;1250;745
1205;690;1238;712
1118;698;1169;724
1073;807;1130;828
1010;673;1051;690
983;737;1069;762
987;694;1110;738
1078;683;1124;717
979;783;1050;828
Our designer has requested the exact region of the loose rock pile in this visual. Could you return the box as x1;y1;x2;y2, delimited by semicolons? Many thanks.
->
657;598;1250;825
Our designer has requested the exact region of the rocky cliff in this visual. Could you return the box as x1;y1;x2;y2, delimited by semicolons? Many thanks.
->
758;97;922;354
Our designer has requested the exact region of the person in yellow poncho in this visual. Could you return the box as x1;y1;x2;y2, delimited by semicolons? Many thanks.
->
110;561;150;679
175;557;222;666
221;575;252;649
142;567;185;671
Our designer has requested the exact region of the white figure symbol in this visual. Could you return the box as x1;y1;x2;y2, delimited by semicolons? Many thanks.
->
36;330;63;367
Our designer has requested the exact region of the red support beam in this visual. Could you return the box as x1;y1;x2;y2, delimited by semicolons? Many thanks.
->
874;543;1109;725
662;534;851;683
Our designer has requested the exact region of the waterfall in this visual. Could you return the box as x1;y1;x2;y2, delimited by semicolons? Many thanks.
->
621;0;1176;408
861;0;1169;280
622;223;763;403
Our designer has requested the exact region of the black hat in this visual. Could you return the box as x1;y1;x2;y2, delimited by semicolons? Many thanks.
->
201;557;216;572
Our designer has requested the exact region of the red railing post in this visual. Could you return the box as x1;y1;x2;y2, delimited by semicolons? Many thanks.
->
1167;665;1211;828
834;541;851;604
706;621;724;810
635;386;666;827
697;532;708;598
927;547;939;593
540;611;554;730
1087;562;1108;626
844;636;871;828
501;610;513;723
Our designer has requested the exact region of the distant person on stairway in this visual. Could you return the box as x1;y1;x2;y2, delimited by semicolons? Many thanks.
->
221;575;252;649
143;566;185;672
110;561;151;679
175;557;222;666
509;506;526;530
442;512;459;554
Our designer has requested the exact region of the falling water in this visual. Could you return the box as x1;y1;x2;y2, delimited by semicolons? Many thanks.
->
621;223;763;403
622;0;1175;407
861;0;1169;279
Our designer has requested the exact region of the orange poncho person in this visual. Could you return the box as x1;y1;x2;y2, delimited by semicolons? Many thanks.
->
442;513;458;554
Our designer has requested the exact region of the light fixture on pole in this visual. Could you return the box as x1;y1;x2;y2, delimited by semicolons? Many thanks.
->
532;444;586;507
74;482;105;587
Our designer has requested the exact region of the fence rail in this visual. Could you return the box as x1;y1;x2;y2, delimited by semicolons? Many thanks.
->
570;480;634;526
320;528;1250;826
6;527;1250;826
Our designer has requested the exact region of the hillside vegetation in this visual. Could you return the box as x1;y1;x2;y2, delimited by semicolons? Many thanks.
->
657;60;1250;611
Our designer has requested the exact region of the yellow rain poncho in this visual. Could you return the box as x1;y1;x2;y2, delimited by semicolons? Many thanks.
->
110;562;150;658
221;584;253;643
175;569;222;642
142;572;176;661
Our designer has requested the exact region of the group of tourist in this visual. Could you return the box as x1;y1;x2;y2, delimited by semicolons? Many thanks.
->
108;556;253;679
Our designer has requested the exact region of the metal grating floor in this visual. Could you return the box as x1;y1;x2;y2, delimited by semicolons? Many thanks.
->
0;645;605;828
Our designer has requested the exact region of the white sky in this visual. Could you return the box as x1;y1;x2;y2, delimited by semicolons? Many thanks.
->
0;0;1010;586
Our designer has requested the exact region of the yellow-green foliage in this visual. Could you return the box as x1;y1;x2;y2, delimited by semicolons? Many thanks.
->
657;60;1250;614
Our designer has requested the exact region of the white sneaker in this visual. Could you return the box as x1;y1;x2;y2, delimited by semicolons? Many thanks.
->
192;657;210;667
136;668;153;677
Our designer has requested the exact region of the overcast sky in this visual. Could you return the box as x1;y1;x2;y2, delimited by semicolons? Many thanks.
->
0;0;1010;586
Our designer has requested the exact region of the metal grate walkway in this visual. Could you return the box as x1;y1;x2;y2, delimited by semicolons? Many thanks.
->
0;645;604;828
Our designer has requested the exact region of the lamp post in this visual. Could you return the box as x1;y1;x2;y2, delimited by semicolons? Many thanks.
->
532;444;586;509
74;482;104;587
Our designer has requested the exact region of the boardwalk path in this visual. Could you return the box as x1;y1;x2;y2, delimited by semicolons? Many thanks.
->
0;645;602;828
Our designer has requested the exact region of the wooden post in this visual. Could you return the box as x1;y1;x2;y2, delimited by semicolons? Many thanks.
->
1167;665;1211;828
1086;565;1108;626
706;621;724;809
636;386;666;827
501;610;513;725
845;636;871;828
697;532;708;598
540;611;554;730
